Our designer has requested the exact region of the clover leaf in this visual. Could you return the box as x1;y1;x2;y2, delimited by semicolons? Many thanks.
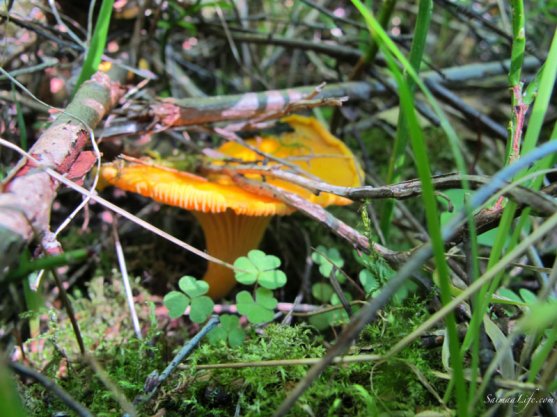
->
236;288;277;324
163;291;190;319
311;246;345;282
234;250;287;289
179;275;210;297
208;315;246;347
189;296;215;323
163;276;214;323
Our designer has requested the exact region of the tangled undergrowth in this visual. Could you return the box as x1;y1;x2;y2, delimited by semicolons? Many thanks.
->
2;1;557;416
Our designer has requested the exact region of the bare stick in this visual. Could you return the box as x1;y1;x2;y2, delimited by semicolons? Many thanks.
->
9;361;93;417
50;267;86;355
129;316;220;415
207;165;557;216
229;173;406;263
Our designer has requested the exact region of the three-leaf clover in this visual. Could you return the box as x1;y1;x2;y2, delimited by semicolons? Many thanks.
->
234;250;287;289
163;276;214;323
208;315;246;347
311;246;345;282
236;288;277;324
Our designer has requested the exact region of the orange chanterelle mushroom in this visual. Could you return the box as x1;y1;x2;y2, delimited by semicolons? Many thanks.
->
101;115;363;299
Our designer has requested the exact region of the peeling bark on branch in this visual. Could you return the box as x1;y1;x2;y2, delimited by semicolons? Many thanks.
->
0;71;125;278
151;81;384;127
148;56;540;130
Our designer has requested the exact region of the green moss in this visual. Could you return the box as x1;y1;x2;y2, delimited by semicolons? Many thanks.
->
17;275;442;417
158;297;443;416
18;275;167;417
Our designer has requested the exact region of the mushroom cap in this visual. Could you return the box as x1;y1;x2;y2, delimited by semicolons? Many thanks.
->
212;115;364;207
100;115;363;215
100;164;293;216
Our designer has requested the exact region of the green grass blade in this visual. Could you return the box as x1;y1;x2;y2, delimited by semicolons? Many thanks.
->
521;30;557;159
0;364;27;417
528;325;557;383
381;0;433;237
509;1;525;87
352;2;468;414
74;0;114;92
391;54;468;417
521;29;557;162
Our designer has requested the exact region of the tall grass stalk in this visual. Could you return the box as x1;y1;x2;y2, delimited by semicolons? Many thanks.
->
351;1;469;414
380;0;432;237
469;27;557;362
74;0;114;92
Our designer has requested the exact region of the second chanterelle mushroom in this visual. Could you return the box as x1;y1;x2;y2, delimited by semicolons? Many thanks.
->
100;115;363;299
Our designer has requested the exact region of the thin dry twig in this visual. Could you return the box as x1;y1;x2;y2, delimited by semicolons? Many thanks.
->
207;165;557;216
229;173;405;262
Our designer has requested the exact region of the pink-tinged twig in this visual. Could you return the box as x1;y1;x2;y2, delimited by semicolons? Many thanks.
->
509;84;528;164
493;84;529;210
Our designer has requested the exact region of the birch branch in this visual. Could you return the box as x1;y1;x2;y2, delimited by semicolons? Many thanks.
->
0;71;125;277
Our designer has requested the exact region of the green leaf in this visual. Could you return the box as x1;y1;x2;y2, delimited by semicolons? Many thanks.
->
219;314;237;331
309;309;349;330
156;20;172;30
236;290;275;324
258;269;287;289
236;291;254;306
483;316;515;379
255;288;278;310
518;301;557;332
163;291;190;319
74;0;114;92
359;269;379;295
312;283;334;302
519;288;538;305
496;288;523;304
209;315;246;347
392;281;417;305
234;250;286;289
249;249;280;269
0;363;27;417
308;311;333;330
208;327;227;344
227;326;246;347
331;292;352;306
189;296;214;323
440;189;501;247
238;303;274;324
179;276;209;297
234;255;260;285
220;315;245;347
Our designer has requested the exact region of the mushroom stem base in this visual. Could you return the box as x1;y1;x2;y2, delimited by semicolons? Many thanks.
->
194;210;271;299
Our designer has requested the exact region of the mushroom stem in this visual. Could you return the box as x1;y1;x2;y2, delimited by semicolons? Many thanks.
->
194;210;271;299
